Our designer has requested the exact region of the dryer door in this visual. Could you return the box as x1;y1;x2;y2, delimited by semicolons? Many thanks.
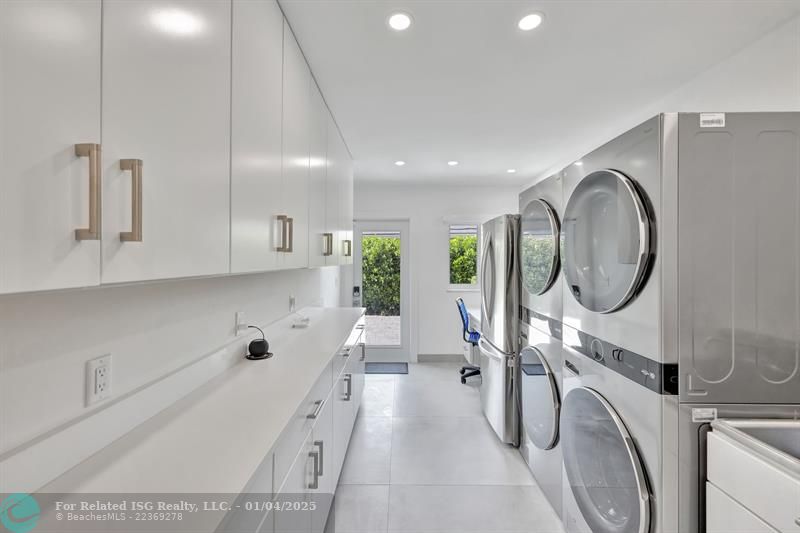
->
562;387;650;533
521;198;560;297
520;345;560;450
561;170;652;313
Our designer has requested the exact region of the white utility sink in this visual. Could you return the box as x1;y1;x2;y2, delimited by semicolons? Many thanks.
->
707;419;800;533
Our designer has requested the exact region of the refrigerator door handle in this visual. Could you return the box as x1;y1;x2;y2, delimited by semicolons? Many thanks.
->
479;337;507;361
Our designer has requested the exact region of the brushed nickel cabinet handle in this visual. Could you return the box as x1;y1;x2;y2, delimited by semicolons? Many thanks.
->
323;233;333;256
286;217;294;253
119;159;143;242
313;440;324;476
307;399;325;419
343;239;352;257
344;373;352;401
74;143;101;241
307;450;319;490
276;215;288;252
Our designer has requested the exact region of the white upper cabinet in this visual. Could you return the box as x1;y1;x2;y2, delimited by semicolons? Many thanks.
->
231;0;284;274
100;0;232;284
325;116;343;267
0;0;102;294
308;83;330;268
327;120;353;265
281;21;311;270
341;138;355;266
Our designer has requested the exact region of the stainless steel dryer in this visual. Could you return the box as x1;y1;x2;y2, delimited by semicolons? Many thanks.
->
518;173;564;515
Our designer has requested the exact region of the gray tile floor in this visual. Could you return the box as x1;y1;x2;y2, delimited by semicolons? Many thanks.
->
330;362;564;533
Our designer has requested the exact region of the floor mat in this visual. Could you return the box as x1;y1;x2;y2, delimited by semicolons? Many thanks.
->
365;362;409;374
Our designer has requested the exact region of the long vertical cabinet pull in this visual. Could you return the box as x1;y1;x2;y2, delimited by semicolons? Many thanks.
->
286;217;294;253
323;233;333;256
276;215;288;252
308;449;320;489
74;143;102;241
313;440;324;476
119;159;143;242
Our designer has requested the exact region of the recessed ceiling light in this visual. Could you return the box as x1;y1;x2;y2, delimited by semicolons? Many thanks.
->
573;161;584;166
151;8;204;36
395;160;406;167
507;168;517;174
517;13;543;31
388;12;413;31
447;161;459;166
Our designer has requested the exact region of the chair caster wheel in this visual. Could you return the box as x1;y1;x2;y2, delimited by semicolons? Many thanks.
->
460;377;467;384
459;368;466;375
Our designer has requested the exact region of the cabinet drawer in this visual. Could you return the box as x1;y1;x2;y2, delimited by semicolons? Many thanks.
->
708;432;800;532
706;482;778;533
332;326;364;378
273;361;332;489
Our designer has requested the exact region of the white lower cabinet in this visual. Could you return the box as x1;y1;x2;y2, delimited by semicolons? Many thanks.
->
271;325;365;533
707;482;778;533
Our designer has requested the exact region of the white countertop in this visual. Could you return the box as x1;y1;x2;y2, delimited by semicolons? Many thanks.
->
41;307;365;495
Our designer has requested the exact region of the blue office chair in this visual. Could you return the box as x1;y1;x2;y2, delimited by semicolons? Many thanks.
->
456;297;481;384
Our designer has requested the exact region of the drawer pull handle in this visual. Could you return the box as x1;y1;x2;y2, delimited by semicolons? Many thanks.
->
343;373;352;401
360;343;366;361
308;450;319;490
74;143;101;241
119;159;143;242
307;399;325;419
314;440;324;476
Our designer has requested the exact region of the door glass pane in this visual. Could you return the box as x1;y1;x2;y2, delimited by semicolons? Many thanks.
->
562;387;648;533
521;199;559;296
562;170;651;313
361;231;401;347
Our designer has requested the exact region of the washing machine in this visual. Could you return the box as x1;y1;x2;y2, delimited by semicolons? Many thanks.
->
518;173;564;514
560;326;679;533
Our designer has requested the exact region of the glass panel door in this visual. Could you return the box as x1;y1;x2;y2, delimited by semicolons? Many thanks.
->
353;220;410;362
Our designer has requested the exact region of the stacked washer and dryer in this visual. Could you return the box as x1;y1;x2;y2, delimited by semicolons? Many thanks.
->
518;173;565;515
519;112;800;533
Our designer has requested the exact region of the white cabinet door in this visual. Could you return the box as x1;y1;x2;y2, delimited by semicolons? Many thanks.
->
280;22;310;270
275;433;313;533
332;366;356;484
0;0;102;294
231;0;283;274
310;390;334;533
324;115;342;267
341;143;354;266
307;83;328;269
101;1;231;284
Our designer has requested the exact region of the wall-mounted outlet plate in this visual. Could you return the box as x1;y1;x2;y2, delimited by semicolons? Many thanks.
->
86;354;112;406
235;311;247;335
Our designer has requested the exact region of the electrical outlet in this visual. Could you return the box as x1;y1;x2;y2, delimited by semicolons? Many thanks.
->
289;295;296;312
235;311;247;335
86;354;112;406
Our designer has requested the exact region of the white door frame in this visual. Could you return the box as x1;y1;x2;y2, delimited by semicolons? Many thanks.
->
353;219;411;363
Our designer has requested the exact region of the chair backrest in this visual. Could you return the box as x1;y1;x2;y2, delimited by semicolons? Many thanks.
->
455;298;480;345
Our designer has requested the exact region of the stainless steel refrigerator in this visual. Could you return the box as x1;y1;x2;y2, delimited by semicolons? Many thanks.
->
479;214;521;445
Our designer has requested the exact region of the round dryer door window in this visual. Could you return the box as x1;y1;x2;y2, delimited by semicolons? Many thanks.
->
561;170;652;313
520;346;560;450
521;199;560;296
562;387;650;533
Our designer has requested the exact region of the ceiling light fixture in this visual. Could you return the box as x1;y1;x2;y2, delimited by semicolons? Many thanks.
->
447;161;459;166
388;12;413;31
507;169;517;174
395;160;406;167
517;13;543;31
573;161;584;166
151;8;204;36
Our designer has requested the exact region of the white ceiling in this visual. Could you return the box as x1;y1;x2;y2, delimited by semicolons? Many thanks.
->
279;0;800;185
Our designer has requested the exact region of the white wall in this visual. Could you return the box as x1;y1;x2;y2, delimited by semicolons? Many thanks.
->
533;16;800;185
351;183;517;358
0;267;341;453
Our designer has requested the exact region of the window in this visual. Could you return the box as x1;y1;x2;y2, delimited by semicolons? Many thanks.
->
449;224;479;288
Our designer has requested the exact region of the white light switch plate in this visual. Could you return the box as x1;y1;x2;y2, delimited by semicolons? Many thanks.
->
86;354;112;406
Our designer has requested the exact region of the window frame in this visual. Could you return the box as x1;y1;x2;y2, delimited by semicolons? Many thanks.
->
447;223;481;291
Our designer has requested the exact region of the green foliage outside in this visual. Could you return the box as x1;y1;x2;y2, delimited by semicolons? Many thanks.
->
362;235;401;316
449;235;478;285
521;234;555;294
